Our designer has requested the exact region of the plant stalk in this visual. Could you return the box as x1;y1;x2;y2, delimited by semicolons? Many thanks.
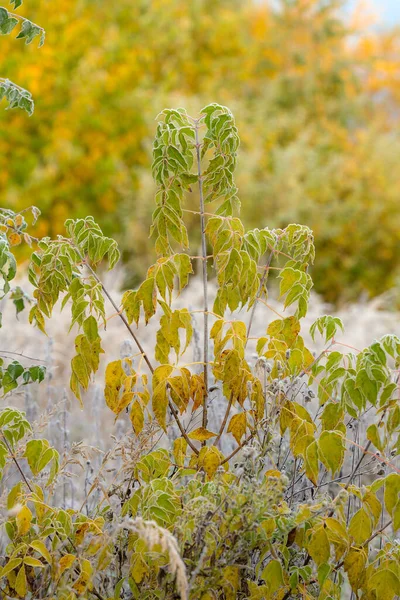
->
194;119;209;433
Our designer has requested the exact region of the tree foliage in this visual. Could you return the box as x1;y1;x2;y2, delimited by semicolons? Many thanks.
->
1;0;400;300
0;104;400;599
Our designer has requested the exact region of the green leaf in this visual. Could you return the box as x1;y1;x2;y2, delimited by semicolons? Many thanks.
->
349;508;372;544
318;430;345;474
261;560;284;596
368;569;400;600
366;423;384;452
308;526;330;566
384;473;400;516
152;365;173;431
305;440;319;485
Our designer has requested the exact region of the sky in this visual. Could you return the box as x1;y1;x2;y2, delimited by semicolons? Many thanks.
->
348;0;400;25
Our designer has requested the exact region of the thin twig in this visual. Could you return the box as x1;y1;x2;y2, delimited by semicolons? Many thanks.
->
1;433;33;492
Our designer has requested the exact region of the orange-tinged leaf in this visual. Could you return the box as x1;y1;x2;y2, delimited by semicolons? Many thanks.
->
227;412;247;444
59;554;76;576
73;558;92;594
104;360;135;414
75;522;90;545
190;373;206;412
8;233;21;246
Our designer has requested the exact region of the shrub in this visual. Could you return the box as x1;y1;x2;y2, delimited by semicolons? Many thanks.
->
0;104;399;599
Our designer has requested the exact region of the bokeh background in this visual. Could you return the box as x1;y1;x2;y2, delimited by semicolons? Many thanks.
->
2;0;400;303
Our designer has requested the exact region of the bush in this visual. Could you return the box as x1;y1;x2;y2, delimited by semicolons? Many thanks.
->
0;104;399;599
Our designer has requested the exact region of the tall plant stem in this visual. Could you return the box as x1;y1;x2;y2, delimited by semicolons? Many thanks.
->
195;119;209;432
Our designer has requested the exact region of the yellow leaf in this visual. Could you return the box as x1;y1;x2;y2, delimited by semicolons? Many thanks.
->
318;430;345;475
131;553;148;584
24;556;45;568
198;446;224;479
0;558;22;578
16;505;32;536
104;360;135;415
384;473;400;516
152;365;173;431
14;565;27;597
59;554;76;576
344;548;367;592
261;560;285;597
173;437;187;467
30;540;51;564
368;569;400;600
349;508;372;545
73;558;92;594
130;400;144;435
261;518;276;538
223;565;239;600
307;525;330;566
168;372;191;413
265;469;282;478
227;412;247;444
188;427;217;441
305;440;319;485
190;373;206;412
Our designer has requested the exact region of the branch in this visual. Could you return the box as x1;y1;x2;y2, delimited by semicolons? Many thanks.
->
220;431;256;466
83;262;199;455
1;432;33;492
213;391;234;446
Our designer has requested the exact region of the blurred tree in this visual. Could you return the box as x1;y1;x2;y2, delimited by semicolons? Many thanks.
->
1;0;400;301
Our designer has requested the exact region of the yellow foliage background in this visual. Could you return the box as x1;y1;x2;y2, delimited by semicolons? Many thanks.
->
1;0;400;302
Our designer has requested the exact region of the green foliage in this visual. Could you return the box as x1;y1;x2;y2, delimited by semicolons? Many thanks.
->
0;104;400;599
0;359;45;395
0;0;44;113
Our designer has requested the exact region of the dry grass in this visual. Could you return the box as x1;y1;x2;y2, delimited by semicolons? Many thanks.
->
1;270;399;453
